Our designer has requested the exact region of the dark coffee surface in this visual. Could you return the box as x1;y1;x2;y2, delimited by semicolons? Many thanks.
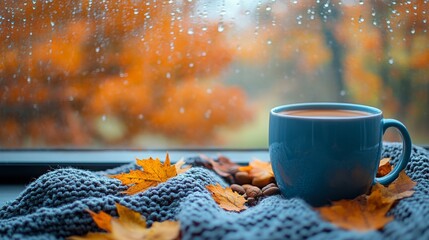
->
279;109;371;118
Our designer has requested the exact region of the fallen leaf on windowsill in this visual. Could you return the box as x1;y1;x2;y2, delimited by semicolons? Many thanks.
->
69;203;180;240
317;170;416;232
206;183;247;212
110;153;190;195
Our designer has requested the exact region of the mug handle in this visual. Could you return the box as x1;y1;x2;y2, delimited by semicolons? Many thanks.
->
375;119;412;185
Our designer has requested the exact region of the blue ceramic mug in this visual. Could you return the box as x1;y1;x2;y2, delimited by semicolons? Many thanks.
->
269;102;412;206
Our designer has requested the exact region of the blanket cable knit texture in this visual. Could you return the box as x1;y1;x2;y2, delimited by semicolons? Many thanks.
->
0;143;428;239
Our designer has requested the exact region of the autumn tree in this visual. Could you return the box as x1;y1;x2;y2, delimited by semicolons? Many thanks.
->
238;0;428;141
0;0;252;147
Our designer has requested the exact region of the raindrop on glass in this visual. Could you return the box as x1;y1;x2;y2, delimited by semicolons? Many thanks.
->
101;115;107;121
340;90;346;96
187;28;194;35
411;28;416;34
138;114;144;120
166;72;171;79
267;39;272;45
217;22;224;32
388;58;394;64
179;107;185;114
245;10;251;15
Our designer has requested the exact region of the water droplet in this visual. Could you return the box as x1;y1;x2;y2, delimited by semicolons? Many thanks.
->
101;115;107;121
50;21;55;27
388;58;394;64
202;26;208;31
340;90;346;96
266;6;271;11
411;28;416;34
358;16;365;23
95;47;100;53
166;72;171;79
245;10;251;15
179;107;185;114
138;114;144;120
187;28;194;35
267;39;272;45
27;77;31;83
189;63;194;68
359;0;364;5
217;22;224;32
134;9;139;15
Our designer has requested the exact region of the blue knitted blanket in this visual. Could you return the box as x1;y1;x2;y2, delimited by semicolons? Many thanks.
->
1;143;428;240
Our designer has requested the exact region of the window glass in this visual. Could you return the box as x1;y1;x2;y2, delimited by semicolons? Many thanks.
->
1;0;428;148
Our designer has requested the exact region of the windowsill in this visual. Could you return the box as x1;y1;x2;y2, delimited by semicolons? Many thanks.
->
1;145;427;206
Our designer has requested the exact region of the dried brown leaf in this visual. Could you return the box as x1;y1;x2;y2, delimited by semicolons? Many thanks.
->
377;158;393;177
317;170;416;231
372;170;417;201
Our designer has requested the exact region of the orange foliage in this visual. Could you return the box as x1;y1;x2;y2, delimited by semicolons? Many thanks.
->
0;1;251;147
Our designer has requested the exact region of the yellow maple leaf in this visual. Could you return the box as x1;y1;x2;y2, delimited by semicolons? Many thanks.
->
69;203;180;240
110;154;178;195
206;184;247;212
317;170;416;231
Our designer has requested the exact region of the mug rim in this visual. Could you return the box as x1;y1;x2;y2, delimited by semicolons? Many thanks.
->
271;102;382;119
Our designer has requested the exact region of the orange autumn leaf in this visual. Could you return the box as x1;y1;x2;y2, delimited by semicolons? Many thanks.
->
317;170;416;231
206;184;247;212
110;154;178;195
377;158;393;177
318;192;394;231
372;170;417;201
239;159;274;185
87;209;113;232
69;203;180;240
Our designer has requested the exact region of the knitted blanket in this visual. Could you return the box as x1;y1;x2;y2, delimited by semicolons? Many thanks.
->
1;143;428;240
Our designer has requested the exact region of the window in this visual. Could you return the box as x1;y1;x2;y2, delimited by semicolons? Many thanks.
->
1;0;428;149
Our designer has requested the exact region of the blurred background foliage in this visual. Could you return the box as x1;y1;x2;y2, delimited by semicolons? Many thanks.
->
0;0;428;148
